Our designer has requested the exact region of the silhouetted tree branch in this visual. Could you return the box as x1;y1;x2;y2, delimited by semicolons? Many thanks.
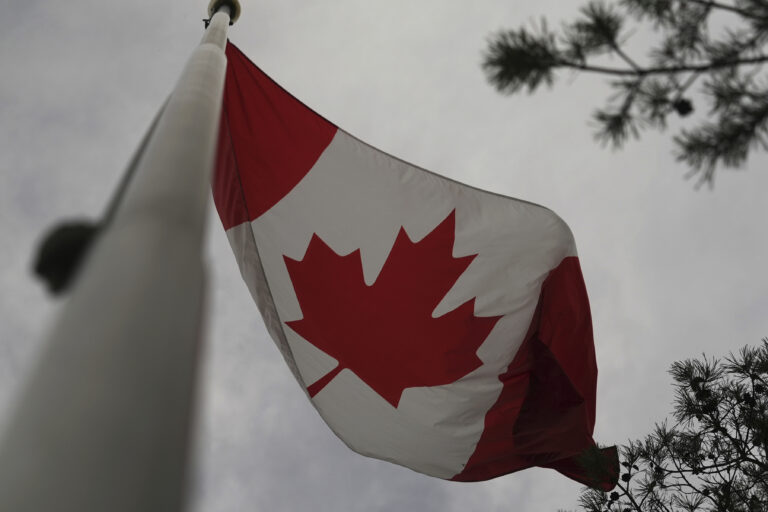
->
573;339;768;512
484;0;768;186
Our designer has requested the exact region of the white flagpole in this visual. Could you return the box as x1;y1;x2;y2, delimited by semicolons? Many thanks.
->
0;2;240;511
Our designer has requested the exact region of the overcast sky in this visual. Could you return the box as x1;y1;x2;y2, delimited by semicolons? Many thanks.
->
1;1;767;511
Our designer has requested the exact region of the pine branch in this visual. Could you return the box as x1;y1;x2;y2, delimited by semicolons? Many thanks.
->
485;0;768;183
558;54;768;76
687;0;768;21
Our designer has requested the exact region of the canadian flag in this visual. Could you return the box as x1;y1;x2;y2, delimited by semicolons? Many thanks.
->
213;42;618;490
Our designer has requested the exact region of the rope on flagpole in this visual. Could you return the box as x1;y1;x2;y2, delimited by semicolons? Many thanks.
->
34;1;241;296
0;3;239;512
33;1;240;296
33;99;168;295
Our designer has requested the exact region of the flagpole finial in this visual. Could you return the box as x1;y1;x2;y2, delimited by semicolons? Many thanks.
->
208;0;241;24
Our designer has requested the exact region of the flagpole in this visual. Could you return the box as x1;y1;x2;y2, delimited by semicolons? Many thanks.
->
0;2;239;511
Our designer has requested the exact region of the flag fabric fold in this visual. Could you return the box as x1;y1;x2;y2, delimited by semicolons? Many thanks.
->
213;41;617;490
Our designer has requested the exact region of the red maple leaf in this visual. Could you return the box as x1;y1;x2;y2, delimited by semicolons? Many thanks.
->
283;210;502;408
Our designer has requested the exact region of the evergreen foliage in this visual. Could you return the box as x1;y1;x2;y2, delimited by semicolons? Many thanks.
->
483;1;768;185
577;340;768;512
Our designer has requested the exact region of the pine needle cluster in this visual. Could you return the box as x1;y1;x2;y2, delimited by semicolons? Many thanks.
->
577;340;768;512
483;0;768;185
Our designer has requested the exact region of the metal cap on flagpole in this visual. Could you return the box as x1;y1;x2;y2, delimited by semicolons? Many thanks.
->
209;0;241;24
